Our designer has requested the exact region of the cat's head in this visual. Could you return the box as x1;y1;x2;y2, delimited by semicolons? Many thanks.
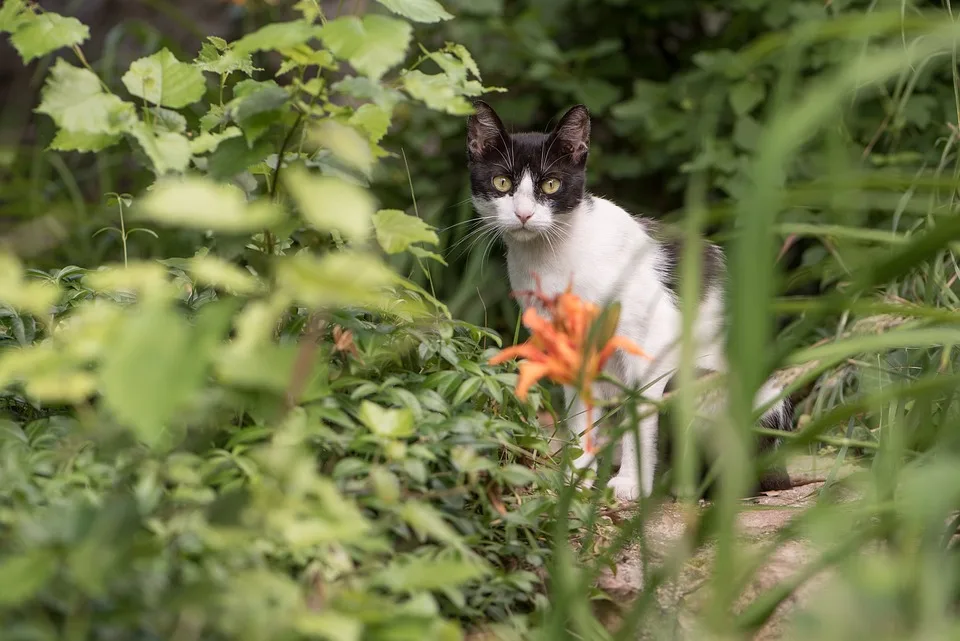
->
467;101;590;243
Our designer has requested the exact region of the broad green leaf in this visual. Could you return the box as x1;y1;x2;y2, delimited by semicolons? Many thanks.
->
122;48;206;108
187;255;261;295
349;103;392;143
274;251;394;309
359;401;415;438
195;38;259;76
148;107;187;133
35;60;136;134
451;377;482;406
444;43;480;80
9;12;89;62
295;612;362;641
100;305;194;447
24;370;97;404
729;79;764;116
282;167;375;241
189;126;242;155
333;76;404;110
232;20;320;56
398;502;461;546
0;0;28;33
0;550;57;605
373;210;438;254
49;129;120;152
376;557;488;593
84;262;172;298
375;0;453;23
0;253;60;318
402;70;472;115
408;246;447;265
311;120;373;177
129;123;192;175
138;177;282;231
320;15;412;81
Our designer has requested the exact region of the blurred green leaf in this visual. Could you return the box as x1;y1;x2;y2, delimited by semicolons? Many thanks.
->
0;550;57;606
232;20;320;56
360;401;415;438
137;177;282;231
373;210;439;254
35;60;135;135
283;167;375;241
376;556;488;592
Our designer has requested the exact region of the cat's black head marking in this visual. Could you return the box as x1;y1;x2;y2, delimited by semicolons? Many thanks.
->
467;101;591;217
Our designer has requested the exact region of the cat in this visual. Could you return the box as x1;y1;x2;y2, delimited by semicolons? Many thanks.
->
466;101;793;501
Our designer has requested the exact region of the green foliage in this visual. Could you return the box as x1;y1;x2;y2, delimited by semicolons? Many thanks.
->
0;3;583;639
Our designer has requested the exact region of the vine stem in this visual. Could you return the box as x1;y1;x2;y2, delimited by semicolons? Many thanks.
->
266;113;304;254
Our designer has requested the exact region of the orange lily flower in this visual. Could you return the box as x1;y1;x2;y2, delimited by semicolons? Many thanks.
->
489;278;650;454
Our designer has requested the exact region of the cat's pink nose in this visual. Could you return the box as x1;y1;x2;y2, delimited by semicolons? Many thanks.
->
515;210;533;224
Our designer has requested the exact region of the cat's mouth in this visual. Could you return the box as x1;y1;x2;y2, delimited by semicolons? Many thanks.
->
507;227;540;242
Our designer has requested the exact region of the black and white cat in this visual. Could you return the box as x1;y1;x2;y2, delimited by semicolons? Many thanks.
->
467;101;793;501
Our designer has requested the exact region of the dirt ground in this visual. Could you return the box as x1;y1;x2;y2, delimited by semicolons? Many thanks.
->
593;454;860;640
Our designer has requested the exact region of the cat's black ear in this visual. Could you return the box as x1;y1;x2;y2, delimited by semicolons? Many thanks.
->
467;101;507;159
551;104;590;164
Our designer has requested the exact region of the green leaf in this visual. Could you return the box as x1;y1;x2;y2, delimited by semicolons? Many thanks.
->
137;176;283;231
187;255;261;295
0;0;28;33
122;48;206;108
49;129;121;152
35;60;136;134
0;550;57;605
283;166;375;241
359;401;415;438
349;103;392;143
398;502;461;546
148;106;187;133
129;123;192;175
376;557;488;593
373;209;438;254
9;12;89;63
320;15;412;81
274;251;394;309
729;79;764;116
451;377;482;406
333;76;404;110
409;246;447;265
232;20;320;56
100;305;201;448
195;38;259;76
402;70;472;115
375;0;453;23
189;126;242;155
311;120;374;177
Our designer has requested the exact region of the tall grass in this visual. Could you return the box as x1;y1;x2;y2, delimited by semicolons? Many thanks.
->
525;9;960;640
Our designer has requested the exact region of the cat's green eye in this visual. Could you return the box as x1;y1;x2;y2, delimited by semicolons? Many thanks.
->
492;175;512;192
541;178;561;194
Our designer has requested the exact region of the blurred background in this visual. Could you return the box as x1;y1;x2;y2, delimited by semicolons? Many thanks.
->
6;0;951;334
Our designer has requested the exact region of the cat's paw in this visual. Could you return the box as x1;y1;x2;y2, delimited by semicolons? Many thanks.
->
608;475;642;502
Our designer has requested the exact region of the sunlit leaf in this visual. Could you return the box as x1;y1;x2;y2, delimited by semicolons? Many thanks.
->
375;0;453;23
349;103;392;143
359;401;415;438
195;37;259;76
49;129;121;152
35;60;136;134
0;550;57;605
376;557;488;593
232;20;320;56
282;166;375;241
187;255;262;295
310;120;374;177
189;126;242;155
398;502;461;546
274;251;394;309
9;12;89;62
0;0;28;33
137;177;283;231
320;15;412;81
373;209;438;254
129;123;192;175
402;70;472;115
122;48;206;108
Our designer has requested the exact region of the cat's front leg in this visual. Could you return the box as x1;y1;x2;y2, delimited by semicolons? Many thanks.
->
609;377;668;501
564;386;597;483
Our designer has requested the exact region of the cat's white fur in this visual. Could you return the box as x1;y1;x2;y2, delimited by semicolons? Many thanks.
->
475;175;784;500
